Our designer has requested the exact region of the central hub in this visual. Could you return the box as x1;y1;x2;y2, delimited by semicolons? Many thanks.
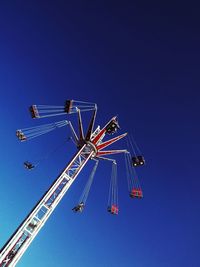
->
85;141;97;157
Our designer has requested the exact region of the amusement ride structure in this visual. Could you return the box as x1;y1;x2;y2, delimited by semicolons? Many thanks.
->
0;100;145;266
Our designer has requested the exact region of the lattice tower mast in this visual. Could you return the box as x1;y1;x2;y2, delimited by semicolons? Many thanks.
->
0;100;127;266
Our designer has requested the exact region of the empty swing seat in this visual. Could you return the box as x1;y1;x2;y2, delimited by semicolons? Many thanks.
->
108;204;119;215
130;188;143;198
132;156;145;167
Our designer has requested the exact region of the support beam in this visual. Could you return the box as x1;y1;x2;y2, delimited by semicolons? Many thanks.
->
96;133;127;151
97;149;127;156
91;116;117;145
0;144;94;267
77;109;84;142
85;106;97;141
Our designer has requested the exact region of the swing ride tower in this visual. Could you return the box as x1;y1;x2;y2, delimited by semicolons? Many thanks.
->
0;100;145;266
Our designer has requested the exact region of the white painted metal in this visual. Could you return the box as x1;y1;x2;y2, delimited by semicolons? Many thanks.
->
0;101;128;266
0;144;95;267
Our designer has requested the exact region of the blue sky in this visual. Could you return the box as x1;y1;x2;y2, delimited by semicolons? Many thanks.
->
0;1;199;266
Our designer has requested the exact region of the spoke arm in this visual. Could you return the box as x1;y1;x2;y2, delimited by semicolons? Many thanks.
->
96;133;127;151
68;121;79;144
96;149;128;156
77;109;84;141
92;116;117;145
85;105;97;141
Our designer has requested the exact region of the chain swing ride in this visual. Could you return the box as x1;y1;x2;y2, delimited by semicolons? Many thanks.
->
0;99;145;266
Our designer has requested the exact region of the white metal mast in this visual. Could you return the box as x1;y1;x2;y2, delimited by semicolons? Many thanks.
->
0;145;93;266
0;100;129;266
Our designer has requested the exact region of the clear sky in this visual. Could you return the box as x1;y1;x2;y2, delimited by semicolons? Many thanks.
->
0;1;199;267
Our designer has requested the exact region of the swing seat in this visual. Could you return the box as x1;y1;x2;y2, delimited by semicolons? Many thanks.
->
72;202;85;212
65;100;73;113
24;161;35;170
105;119;120;135
130;188;143;198
132;156;145;167
108;205;119;215
29;105;39;118
28;219;38;229
16;130;27;141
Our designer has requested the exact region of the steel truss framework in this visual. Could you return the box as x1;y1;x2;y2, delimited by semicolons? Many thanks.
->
0;99;137;266
0;144;94;266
